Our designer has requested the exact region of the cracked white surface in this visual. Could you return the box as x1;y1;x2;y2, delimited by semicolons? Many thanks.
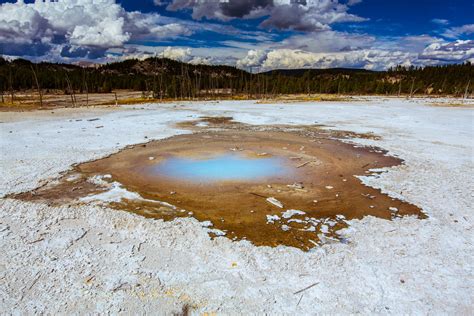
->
0;98;473;314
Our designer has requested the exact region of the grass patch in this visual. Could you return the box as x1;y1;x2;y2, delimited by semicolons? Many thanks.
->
256;94;352;104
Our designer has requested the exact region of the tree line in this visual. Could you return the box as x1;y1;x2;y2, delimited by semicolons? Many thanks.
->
0;57;472;102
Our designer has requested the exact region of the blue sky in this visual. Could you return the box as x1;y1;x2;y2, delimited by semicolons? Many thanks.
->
0;0;472;70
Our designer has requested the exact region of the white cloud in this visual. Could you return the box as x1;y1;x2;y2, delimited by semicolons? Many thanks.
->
0;0;471;71
236;49;268;68
69;17;129;47
443;24;474;39
419;40;474;63
0;0;191;58
241;48;414;71
0;0;130;48
236;37;474;71
432;18;449;26
347;0;363;5
278;31;375;53
188;56;212;65
166;0;366;32
160;47;192;61
261;0;366;31
0;3;50;45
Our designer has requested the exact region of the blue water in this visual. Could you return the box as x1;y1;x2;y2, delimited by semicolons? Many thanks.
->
153;154;287;182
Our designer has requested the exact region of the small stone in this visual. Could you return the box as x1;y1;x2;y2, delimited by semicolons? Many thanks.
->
287;182;304;190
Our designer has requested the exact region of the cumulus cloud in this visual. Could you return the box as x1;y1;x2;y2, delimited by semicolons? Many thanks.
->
419;40;474;63
236;49;268;68
237;48;414;71
165;0;365;31
159;46;193;61
157;46;230;65
262;0;366;31
0;0;191;58
167;0;272;21
1;0;470;71
0;0;129;50
236;36;474;71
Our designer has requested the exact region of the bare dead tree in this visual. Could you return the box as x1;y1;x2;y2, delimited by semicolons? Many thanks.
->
9;63;14;105
64;72;76;107
159;56;164;101
153;52;158;99
144;80;149;99
409;78;415;98
249;67;253;99
464;80;471;100
337;76;341;95
195;67;201;99
180;63;184;100
30;65;43;107
0;53;3;104
82;69;89;106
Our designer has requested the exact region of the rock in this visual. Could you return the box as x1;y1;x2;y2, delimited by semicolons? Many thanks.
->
287;183;304;190
266;215;280;224
281;210;306;219
266;197;283;208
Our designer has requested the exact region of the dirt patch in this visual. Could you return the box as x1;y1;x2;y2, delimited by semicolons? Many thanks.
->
12;119;425;250
0;90;146;111
429;102;474;108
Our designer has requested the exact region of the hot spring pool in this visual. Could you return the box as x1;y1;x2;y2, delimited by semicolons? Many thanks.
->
152;153;288;182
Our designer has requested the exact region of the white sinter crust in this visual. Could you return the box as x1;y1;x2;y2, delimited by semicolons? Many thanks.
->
0;97;473;314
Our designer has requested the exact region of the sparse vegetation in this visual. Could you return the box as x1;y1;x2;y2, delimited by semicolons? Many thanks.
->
0;57;472;107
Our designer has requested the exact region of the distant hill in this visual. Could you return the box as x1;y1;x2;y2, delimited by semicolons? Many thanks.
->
0;57;472;97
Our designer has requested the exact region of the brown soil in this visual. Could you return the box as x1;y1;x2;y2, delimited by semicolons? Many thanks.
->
13;118;425;250
0;90;145;111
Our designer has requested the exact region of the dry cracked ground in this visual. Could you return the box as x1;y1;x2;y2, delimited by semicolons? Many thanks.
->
0;97;473;314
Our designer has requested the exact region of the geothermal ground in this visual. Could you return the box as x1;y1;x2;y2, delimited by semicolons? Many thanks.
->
0;97;473;314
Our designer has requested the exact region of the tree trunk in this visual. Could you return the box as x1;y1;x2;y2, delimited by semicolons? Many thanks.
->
409;78;415;98
30;65;43;107
464;80;470;100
